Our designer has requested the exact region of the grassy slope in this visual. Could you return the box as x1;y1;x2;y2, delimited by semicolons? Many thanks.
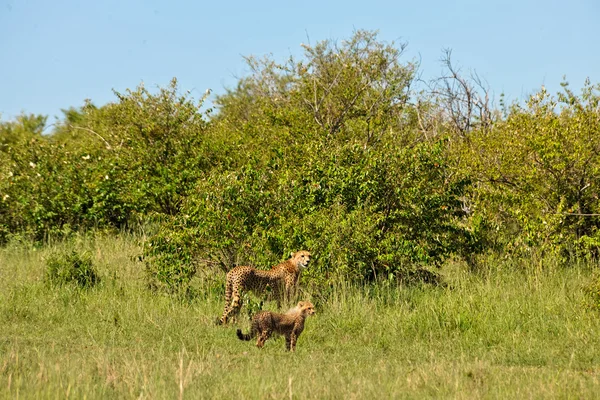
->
1;235;600;399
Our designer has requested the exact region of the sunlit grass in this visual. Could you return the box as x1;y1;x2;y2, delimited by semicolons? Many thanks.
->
1;235;600;398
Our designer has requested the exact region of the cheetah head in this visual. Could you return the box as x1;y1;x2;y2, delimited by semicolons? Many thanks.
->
297;301;316;316
291;250;311;269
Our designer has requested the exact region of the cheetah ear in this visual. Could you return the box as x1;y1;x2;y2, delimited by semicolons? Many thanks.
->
290;251;295;258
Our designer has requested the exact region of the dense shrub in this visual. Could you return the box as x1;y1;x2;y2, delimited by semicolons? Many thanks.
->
46;250;100;288
138;32;484;290
143;137;477;290
584;273;600;311
144;216;198;293
0;79;213;243
0;135;132;240
457;80;600;259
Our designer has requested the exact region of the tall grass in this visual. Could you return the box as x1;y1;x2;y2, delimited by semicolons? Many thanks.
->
1;234;599;398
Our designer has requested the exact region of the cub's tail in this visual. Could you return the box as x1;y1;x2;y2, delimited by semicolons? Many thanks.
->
237;328;253;341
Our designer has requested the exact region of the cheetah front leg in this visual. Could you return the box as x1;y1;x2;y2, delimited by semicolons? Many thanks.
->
283;280;297;307
272;284;285;309
288;332;297;352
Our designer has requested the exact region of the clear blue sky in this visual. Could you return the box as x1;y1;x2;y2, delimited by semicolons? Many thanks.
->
1;0;598;123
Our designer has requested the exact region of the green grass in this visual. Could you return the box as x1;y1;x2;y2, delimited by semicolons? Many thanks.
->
1;234;600;399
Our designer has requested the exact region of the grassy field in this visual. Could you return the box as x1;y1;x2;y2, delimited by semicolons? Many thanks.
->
1;234;600;399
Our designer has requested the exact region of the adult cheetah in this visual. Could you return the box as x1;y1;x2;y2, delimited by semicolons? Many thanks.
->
218;250;311;325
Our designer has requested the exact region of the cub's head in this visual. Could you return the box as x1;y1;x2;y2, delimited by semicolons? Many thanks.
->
290;250;311;269
296;301;316;317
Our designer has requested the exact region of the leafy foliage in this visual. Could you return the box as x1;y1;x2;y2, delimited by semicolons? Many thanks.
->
0;79;212;243
457;80;600;259
46;250;100;288
584;273;600;311
143;31;477;290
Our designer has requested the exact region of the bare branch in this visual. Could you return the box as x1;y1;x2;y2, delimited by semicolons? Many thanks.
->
67;124;113;150
428;49;494;137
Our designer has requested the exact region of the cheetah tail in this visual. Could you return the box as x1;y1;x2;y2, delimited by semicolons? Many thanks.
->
236;329;253;341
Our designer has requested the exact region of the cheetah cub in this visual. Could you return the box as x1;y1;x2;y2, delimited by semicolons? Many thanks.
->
236;301;315;351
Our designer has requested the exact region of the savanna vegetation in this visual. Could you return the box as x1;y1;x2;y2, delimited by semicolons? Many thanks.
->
2;30;600;398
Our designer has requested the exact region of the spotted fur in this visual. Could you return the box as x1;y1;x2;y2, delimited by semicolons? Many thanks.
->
218;250;311;325
236;301;315;351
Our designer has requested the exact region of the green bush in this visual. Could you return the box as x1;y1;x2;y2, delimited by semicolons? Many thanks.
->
584;273;600;311
46;250;100;289
0;79;213;244
143;139;476;290
143;217;198;293
457;80;600;258
141;31;481;292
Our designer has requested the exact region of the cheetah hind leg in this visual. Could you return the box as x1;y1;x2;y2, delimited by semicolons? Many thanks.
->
217;304;231;325
219;293;242;325
229;293;242;323
218;279;236;325
256;330;271;348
